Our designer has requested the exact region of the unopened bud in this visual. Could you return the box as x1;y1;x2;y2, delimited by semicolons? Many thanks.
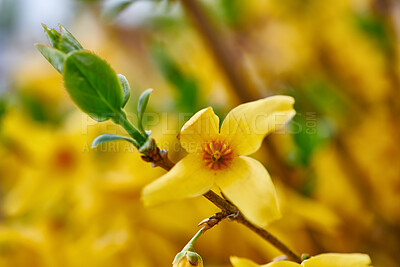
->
172;251;203;267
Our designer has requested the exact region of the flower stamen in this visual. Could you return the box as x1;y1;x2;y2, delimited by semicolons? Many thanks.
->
202;140;234;170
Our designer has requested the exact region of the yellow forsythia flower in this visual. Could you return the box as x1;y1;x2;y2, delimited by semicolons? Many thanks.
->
142;96;295;227
230;253;372;267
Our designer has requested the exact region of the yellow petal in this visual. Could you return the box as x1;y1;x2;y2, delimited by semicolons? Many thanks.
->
230;257;300;267
230;256;262;267
179;107;220;153
141;154;214;206
302;253;372;267
220;96;295;156
264;262;301;267
217;156;280;227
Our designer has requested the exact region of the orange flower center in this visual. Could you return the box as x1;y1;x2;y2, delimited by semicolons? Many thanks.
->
203;140;234;170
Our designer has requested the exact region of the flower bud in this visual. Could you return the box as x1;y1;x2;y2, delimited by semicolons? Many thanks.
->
172;251;203;267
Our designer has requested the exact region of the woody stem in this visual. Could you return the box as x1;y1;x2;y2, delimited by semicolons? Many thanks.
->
147;147;302;263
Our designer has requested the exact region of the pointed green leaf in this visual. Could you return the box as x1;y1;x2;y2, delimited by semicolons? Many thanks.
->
137;88;153;134
63;51;124;121
172;252;185;265
138;136;154;153
117;74;130;107
91;134;139;148
58;25;83;53
35;44;66;73
41;24;60;48
90;115;109;122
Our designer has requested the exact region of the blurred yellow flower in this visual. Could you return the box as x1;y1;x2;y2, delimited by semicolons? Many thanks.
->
142;96;295;227
231;253;372;267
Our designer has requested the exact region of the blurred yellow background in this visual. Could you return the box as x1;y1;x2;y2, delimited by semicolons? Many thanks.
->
0;0;399;266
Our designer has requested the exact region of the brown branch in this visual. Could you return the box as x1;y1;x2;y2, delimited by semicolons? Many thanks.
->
142;145;302;263
197;210;231;232
179;0;400;258
235;213;302;263
136;0;303;262
203;190;238;213
140;138;175;170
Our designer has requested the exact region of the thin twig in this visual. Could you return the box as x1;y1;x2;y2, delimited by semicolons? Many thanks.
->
143;145;302;263
235;213;301;263
139;0;302;262
178;0;400;264
141;138;175;170
197;210;231;232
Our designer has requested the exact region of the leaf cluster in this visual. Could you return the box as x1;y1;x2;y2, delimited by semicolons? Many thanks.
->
36;24;153;149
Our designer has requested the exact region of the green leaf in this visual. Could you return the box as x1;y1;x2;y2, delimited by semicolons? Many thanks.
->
35;44;66;73
138;136;155;153
41;24;61;48
58;25;83;54
63;51;124;121
137;88;153;134
102;0;136;21
117;74;130;108
91;133;139;148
